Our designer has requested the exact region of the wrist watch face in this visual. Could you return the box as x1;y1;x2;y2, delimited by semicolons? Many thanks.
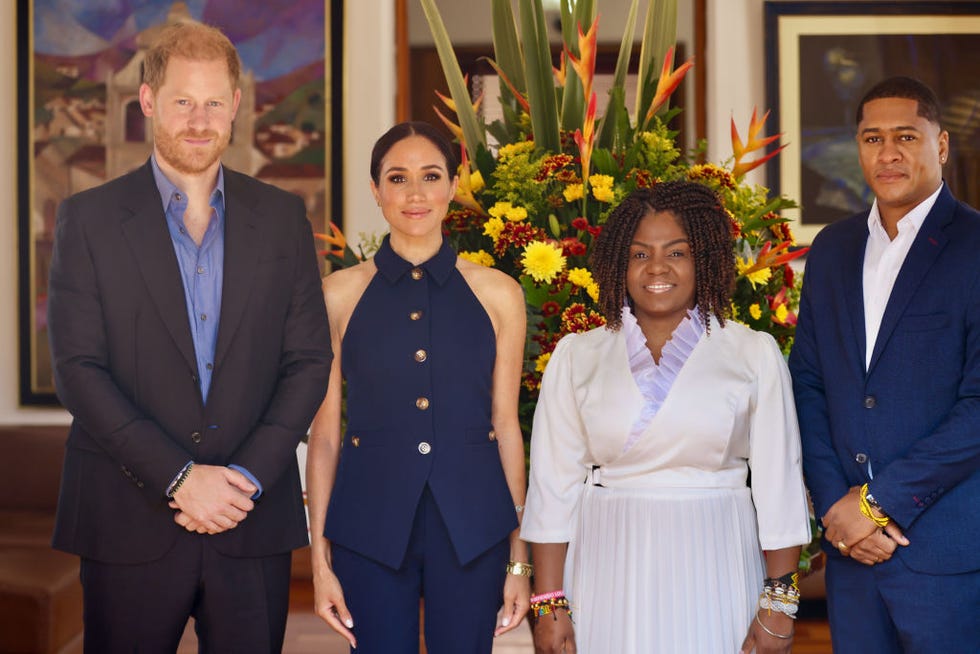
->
866;492;881;509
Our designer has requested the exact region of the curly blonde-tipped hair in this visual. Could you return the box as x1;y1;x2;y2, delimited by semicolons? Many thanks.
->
142;22;241;92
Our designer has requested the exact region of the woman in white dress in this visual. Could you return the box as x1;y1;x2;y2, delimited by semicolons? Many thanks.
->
522;182;812;654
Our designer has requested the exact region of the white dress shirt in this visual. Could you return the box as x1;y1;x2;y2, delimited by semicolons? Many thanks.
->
863;184;943;369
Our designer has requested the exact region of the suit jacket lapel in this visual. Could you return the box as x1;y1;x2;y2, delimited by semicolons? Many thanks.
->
840;217;870;375
120;162;198;373
214;170;261;368
867;186;954;373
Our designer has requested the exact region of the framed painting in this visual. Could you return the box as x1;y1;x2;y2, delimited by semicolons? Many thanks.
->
764;1;980;244
17;0;339;404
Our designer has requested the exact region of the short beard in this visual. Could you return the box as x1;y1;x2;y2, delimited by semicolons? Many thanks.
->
154;124;229;175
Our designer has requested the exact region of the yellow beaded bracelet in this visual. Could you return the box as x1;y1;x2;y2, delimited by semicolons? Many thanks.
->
859;483;891;528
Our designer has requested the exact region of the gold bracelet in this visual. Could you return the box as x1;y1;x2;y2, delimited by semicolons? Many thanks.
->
859;483;891;527
506;560;533;577
755;613;793;640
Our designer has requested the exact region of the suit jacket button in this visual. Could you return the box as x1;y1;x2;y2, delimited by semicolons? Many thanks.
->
418;442;432;455
351;436;360;447
409;310;423;321
863;396;876;409
855;453;868;464
414;349;428;363
416;397;430;410
191;431;202;443
488;430;496;441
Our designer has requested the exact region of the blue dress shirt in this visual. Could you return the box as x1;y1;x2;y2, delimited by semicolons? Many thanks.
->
152;157;261;497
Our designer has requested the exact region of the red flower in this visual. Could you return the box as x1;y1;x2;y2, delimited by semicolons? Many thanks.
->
560;237;587;257
571;217;590;231
587;225;602;237
541;301;561;317
783;264;794;288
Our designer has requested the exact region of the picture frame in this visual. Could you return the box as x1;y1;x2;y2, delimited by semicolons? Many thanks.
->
764;1;980;244
17;0;339;405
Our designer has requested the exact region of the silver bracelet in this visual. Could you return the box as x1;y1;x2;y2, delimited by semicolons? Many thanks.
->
755;613;793;640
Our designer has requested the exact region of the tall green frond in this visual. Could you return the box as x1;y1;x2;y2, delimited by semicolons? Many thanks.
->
635;0;678;121
519;0;561;152
596;0;639;148
419;0;487;161
491;0;526;106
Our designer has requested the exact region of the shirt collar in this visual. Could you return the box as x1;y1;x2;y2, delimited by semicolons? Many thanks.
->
867;182;943;241
373;234;457;285
150;154;226;214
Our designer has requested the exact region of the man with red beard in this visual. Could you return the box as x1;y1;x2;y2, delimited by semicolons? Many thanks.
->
46;21;332;652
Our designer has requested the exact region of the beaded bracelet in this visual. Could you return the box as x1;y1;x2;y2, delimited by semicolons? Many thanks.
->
529;596;572;622
760;572;800;619
530;590;565;603
859;483;891;527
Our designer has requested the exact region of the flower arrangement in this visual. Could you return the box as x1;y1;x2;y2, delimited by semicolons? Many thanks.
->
419;0;806;414
318;0;820;574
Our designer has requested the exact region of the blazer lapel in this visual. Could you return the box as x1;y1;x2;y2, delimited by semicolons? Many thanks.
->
120;162;198;373
213;170;261;368
867;186;953;373
839;217;870;374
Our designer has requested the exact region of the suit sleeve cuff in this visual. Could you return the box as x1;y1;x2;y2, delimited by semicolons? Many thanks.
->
229;464;263;499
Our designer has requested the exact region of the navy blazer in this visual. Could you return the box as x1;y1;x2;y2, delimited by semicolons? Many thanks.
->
789;184;980;574
48;161;332;564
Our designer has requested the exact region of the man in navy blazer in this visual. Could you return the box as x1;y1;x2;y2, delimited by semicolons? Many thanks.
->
47;22;331;652
790;76;980;652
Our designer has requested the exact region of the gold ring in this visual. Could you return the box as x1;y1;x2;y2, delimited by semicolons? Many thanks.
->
837;540;847;550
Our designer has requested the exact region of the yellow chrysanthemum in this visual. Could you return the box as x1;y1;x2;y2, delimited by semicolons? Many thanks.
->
483;216;505;242
521;241;567;284
774;304;789;323
489;202;514;219
498;141;535;159
588;174;614;189
749;303;762;320
592;185;615;203
458;250;495;267
535;351;551;373
564;183;585;202
586;282;600;303
567;267;594;288
736;256;772;288
505;206;528;222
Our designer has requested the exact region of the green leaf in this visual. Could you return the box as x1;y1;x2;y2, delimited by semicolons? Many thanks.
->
519;0;561;153
635;0;678;121
596;0;639;150
491;0;527;105
419;0;487;161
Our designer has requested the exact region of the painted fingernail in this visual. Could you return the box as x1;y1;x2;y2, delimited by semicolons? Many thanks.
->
502;616;511;627
344;618;354;628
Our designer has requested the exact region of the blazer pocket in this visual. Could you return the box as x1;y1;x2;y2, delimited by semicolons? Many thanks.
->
896;313;949;332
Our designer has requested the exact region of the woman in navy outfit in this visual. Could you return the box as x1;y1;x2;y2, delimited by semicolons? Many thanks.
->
306;122;531;652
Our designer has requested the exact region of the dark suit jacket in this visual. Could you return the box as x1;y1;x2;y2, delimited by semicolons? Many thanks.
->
789;184;980;575
47;161;332;564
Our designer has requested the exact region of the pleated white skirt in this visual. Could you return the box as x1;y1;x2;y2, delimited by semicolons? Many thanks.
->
564;484;765;654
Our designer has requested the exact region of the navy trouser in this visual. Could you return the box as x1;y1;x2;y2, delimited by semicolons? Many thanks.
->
332;485;509;654
826;553;980;653
80;532;291;653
